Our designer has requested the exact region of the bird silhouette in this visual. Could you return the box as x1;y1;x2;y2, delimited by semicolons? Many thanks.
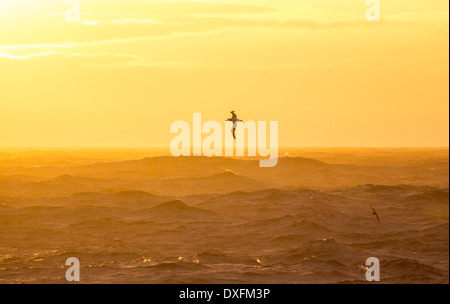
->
226;111;243;140
371;206;380;223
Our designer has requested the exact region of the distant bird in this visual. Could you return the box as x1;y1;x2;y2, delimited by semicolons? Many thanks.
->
226;111;243;140
371;206;380;223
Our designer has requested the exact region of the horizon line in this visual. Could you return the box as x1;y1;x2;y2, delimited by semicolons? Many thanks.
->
0;146;448;150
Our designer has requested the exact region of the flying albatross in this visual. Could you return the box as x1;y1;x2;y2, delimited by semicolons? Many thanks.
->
371;206;380;224
226;111;243;140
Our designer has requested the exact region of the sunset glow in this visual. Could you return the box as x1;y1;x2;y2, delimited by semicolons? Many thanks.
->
0;1;449;286
0;0;448;147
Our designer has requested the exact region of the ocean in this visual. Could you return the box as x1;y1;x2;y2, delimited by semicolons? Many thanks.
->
0;148;448;283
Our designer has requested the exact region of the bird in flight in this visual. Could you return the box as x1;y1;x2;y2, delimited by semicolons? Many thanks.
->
371;206;380;223
226;111;243;140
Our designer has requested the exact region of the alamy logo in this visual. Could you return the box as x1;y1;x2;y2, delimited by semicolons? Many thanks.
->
365;257;381;282
366;0;380;22
65;257;80;282
170;113;279;167
66;0;80;23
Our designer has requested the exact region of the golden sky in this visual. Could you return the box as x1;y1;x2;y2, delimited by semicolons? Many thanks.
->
0;0;448;147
